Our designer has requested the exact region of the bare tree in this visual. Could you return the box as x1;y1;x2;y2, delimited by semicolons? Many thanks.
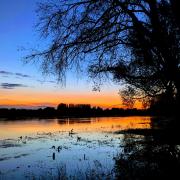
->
26;0;180;109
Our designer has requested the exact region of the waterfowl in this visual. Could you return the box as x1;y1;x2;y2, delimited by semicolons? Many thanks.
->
57;146;62;152
77;136;81;141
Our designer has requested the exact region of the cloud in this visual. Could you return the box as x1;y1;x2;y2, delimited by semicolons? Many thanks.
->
15;73;31;78
0;83;28;89
0;70;56;85
0;70;13;75
37;79;56;84
0;70;32;78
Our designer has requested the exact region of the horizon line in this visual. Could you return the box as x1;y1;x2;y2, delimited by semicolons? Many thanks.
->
0;103;136;110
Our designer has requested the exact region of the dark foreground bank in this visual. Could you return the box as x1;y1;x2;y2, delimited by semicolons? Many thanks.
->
114;116;180;180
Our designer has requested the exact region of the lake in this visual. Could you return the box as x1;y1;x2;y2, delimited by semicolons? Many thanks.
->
0;116;179;179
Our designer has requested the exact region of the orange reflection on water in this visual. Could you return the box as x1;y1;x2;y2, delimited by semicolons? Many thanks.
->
0;116;151;139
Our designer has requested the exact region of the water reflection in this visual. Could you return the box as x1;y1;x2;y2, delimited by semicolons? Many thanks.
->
0;117;151;140
0;116;153;179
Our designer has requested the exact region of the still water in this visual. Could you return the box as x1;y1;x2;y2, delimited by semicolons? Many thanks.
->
0;116;151;179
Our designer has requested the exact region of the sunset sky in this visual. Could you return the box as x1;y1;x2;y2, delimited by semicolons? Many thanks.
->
0;0;137;109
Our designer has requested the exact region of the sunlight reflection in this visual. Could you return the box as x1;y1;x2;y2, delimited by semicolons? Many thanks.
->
0;117;151;139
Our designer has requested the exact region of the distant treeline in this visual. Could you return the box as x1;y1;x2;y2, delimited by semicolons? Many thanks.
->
0;103;150;119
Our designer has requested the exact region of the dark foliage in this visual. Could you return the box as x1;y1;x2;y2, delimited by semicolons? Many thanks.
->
0;103;149;119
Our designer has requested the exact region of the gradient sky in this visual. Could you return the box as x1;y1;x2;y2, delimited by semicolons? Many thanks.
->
0;0;135;109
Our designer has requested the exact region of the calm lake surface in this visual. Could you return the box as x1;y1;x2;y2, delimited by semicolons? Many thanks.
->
0;116;151;179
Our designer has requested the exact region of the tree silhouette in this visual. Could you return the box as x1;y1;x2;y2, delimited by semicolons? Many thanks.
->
27;0;180;111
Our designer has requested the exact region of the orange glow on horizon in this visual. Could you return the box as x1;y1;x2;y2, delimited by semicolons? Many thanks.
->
0;89;142;109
